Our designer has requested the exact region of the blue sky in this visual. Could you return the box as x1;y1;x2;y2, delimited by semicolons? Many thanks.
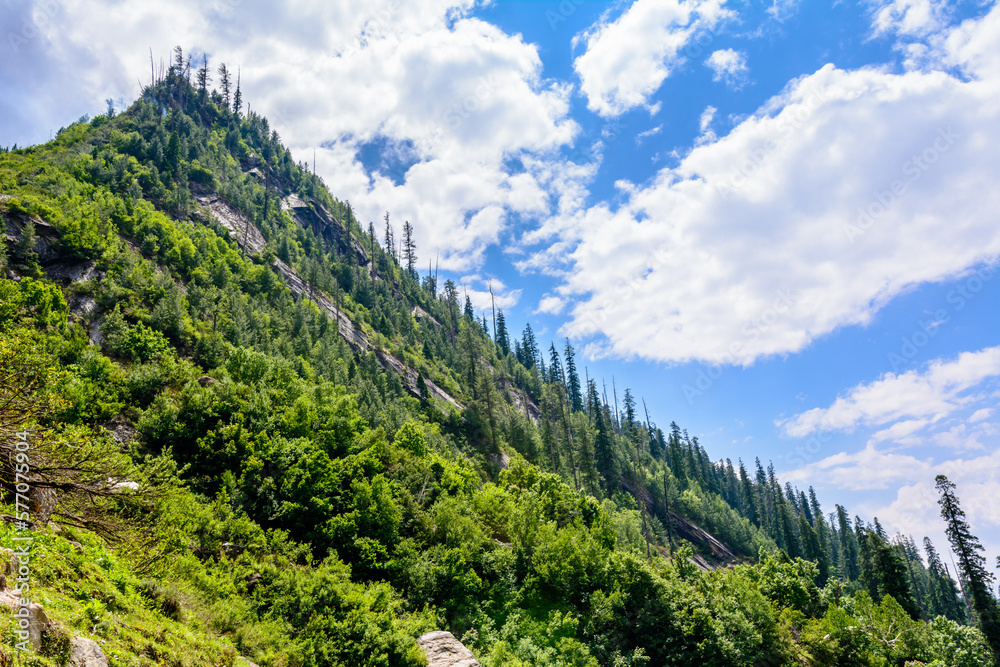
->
3;0;999;558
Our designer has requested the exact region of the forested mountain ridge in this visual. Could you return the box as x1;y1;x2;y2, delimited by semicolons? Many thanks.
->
0;52;997;667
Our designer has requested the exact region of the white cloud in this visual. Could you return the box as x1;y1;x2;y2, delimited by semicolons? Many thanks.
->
871;418;931;444
793;446;1000;555
784;443;931;491
781;345;1000;548
699;106;717;133
872;0;948;37
635;125;663;145
969;408;993;423
696;105;718;144
573;0;732;117
531;4;1000;366
779;346;1000;437
706;48;748;88
767;0;802;22
0;0;579;273
536;295;567;315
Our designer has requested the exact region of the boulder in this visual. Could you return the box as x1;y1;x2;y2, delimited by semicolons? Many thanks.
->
68;637;107;667
416;631;480;667
15;602;50;651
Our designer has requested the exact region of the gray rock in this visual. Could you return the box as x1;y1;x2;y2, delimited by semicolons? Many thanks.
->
68;636;107;667
13;601;50;651
416;631;480;667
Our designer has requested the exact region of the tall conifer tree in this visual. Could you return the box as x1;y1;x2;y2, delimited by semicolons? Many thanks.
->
937;475;1000;662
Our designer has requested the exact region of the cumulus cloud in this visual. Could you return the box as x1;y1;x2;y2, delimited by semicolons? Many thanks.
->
872;0;948;37
784;443;931;491
872;450;1000;548
706;48;748;88
778;346;1000;437
533;3;1000;366
788;444;1000;555
781;345;1000;549
573;0;732;117
536;295;567;315
0;0;578;272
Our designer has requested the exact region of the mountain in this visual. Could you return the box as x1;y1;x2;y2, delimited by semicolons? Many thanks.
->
0;59;996;667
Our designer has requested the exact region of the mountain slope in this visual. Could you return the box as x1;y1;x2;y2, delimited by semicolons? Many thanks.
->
0;63;995;667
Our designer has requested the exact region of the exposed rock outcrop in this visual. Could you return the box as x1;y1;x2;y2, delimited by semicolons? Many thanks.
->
619;477;738;566
271;259;463;410
417;631;480;667
196;194;266;253
281;194;369;266
272;258;371;352
411;305;441;328
68;637;107;667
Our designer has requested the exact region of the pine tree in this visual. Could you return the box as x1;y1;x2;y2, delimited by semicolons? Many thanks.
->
443;280;459;341
585;378;601;424
548;343;564;386
937;475;1000;661
197;55;211;102
416;374;430;406
172;46;184;76
368;221;377;286
495;309;510;356
799;514;830;586
621;389;636;435
402;221;416;277
464;295;474;320
875;535;921;620
520;323;538;369
593;408;617;493
738;461;759;526
383;212;394;260
217;63;232;111
233;67;242;117
564;339;583;413
12;219;41;276
799;490;813;525
668;424;686;483
924;537;966;622
778;493;800;558
808;487;823;528
837;504;861;580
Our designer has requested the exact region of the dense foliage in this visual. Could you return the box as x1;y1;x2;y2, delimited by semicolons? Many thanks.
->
1;52;996;666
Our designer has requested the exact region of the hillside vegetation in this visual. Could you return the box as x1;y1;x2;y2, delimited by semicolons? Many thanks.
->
0;54;997;667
